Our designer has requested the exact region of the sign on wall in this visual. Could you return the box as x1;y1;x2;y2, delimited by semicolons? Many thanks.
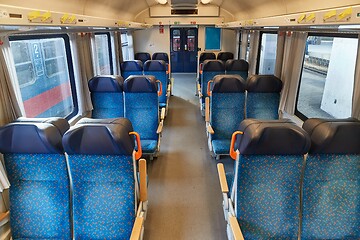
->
205;27;221;50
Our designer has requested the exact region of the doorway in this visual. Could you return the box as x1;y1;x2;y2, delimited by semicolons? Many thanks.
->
170;27;198;73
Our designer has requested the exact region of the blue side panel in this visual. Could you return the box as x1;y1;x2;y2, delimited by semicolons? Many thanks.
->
122;71;143;80
144;71;168;106
68;154;135;239
91;92;124;118
246;93;280;119
5;153;71;239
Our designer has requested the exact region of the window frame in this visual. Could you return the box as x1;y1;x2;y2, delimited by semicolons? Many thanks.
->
256;31;278;74
94;32;114;75
9;34;79;119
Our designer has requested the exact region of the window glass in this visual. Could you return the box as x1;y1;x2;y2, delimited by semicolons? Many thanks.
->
296;35;357;119
94;33;112;75
10;36;76;118
172;29;181;52
245;34;250;61
258;33;277;74
187;29;195;52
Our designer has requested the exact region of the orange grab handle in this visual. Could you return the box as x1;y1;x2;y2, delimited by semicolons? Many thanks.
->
199;63;203;74
166;63;170;74
207;80;213;96
129;132;142;160
229;131;243;160
156;80;163;97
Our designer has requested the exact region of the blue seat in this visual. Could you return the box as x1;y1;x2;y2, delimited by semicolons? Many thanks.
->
225;59;249;80
135;52;151;64
124;76;164;158
120;60;143;80
62;118;147;239
15;116;70;135
198;52;216;84
217;52;234;62
246;75;283;119
199;60;225;115
218;119;310;239
152;52;169;63
205;75;246;158
143;60;169;109
88;75;124;118
0;121;71;239
301;118;360;239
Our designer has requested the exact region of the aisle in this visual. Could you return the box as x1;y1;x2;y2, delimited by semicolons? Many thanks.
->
144;74;227;239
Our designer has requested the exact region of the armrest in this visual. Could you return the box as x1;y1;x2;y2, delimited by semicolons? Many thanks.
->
229;216;245;240
130;216;144;240
0;211;9;224
139;159;147;202
217;163;229;193
160;107;166;120
205;97;210;122
156;120;164;134
207;123;214;135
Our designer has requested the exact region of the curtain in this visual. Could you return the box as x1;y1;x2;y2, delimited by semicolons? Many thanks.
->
240;30;248;60
248;30;260;75
352;34;360;119
278;31;308;117
274;31;286;78
112;32;122;75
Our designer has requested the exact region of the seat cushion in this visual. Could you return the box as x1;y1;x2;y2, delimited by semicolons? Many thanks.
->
212;139;231;155
141;139;158;154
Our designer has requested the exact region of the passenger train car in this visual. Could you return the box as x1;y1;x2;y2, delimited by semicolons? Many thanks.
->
0;0;359;239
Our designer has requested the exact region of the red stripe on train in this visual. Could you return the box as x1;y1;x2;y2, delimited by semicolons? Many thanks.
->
24;83;72;117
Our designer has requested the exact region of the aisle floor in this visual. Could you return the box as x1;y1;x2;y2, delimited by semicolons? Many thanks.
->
144;73;228;240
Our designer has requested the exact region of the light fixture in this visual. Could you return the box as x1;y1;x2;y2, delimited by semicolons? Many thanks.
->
200;0;211;4
156;0;168;5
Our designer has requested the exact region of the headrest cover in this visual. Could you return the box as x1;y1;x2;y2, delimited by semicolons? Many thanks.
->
235;119;310;155
143;60;167;71
152;52;169;63
0;122;63;154
63;118;134;155
76;117;130;126
212;75;246;93
120;60;143;71
123;75;157;93
16;117;70;136
199;52;216;63
135;52;151;63
217;52;234;62
303;118;360;154
202;60;225;72
225;59;249;71
88;75;124;92
247;75;283;92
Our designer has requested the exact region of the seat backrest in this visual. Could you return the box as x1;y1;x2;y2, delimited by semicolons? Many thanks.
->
15;117;70;135
217;52;234;62
246;75;283;119
143;60;168;106
63;118;136;239
123;76;159;140
201;60;225;98
152;52;169;63
0;122;71;239
234;119;310;239
199;52;216;63
88;75;124;118
301;118;360;239
225;59;249;80
120;60;143;80
210;75;246;140
135;52;151;64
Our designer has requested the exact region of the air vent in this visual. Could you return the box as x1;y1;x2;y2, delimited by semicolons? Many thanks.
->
171;9;198;15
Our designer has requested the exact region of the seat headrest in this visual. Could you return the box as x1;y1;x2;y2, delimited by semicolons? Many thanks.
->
199;52;216;63
202;60;225;72
15;117;70;136
217;52;234;62
123;75;158;93
235;119;310;155
76;117;130;126
120;60;143;71
225;59;249;71
247;75;283;93
152;52;169;63
0;122;63;154
63;118;134;155
303;118;360;154
212;75;246;93
88;75;124;92
135;52;151;63
143;60;167;71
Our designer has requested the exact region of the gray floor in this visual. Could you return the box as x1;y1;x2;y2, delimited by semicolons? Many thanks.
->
144;73;228;240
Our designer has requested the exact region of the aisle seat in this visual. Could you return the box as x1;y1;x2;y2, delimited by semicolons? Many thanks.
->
198;52;216;84
135;52;151;64
225;59;249;80
121;60;143;80
217;52;234;63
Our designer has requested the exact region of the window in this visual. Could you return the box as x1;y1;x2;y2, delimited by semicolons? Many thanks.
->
257;32;277;74
94;33;113;75
121;32;134;61
296;34;358;120
10;35;78;119
245;33;250;61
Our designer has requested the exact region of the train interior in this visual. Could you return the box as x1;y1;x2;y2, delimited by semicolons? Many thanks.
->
0;0;359;239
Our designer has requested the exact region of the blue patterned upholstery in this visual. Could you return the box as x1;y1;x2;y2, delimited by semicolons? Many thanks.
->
88;75;124;118
225;59;249;80
217;52;234;62
301;118;360;239
0;122;71;239
135;52;151;64
143;60;168;107
124;76;159;154
246;75;283;119
120;60;143;80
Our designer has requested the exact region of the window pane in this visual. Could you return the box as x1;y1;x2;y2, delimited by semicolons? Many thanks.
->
297;36;357;119
95;34;111;75
10;37;74;118
245;34;250;61
258;33;277;74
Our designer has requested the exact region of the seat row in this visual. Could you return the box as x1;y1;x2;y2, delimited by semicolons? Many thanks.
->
0;117;148;239
204;74;282;158
199;51;234;63
88;75;165;157
135;52;169;64
217;118;360;239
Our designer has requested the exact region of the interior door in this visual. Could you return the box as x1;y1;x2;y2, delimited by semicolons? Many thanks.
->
170;27;198;73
